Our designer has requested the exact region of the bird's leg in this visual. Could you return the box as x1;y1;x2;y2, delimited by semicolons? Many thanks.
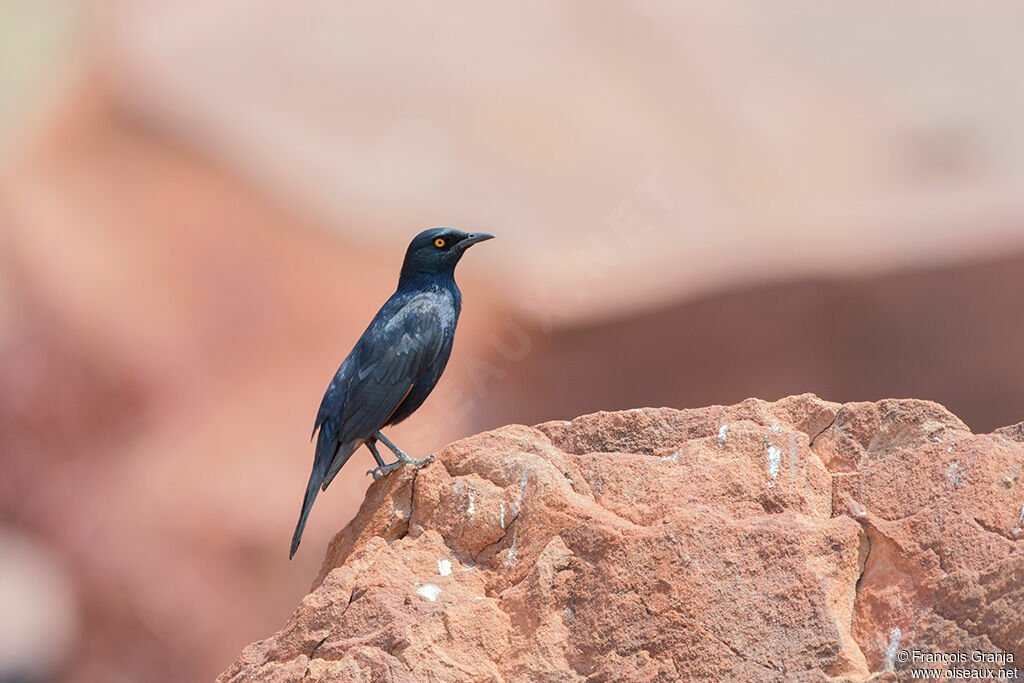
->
373;431;435;467
366;438;386;467
364;438;402;479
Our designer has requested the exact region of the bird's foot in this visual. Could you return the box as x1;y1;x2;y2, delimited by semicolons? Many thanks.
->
365;454;434;479
371;432;435;470
395;451;435;467
365;461;403;479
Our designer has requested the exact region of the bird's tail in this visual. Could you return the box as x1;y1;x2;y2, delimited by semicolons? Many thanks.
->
289;466;323;559
290;426;336;558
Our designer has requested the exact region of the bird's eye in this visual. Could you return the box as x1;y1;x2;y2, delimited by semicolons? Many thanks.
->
434;237;446;248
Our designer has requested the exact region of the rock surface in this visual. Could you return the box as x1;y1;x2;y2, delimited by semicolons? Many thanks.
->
220;395;1024;681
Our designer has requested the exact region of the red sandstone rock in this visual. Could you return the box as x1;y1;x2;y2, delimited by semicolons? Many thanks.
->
220;395;1024;681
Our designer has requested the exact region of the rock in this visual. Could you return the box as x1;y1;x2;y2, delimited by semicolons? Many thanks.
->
220;395;1024;681
102;4;1024;324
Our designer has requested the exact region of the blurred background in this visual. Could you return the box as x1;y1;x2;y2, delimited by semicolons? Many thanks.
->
2;1;1024;680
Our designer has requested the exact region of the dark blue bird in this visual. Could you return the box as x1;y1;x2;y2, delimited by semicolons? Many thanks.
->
290;228;494;558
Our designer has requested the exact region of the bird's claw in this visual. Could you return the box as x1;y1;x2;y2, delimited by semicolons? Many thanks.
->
365;462;402;479
365;454;434;479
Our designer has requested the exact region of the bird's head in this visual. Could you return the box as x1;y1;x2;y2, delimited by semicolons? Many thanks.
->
399;228;494;282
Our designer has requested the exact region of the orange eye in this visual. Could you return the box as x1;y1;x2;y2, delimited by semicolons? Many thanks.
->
434;237;446;248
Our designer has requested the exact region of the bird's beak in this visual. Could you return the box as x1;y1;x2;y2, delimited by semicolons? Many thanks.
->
458;232;495;249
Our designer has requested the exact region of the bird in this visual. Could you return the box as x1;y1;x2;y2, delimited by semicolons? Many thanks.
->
289;228;494;558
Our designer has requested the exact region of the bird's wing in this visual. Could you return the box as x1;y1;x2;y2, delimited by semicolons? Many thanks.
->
337;294;447;444
291;294;447;558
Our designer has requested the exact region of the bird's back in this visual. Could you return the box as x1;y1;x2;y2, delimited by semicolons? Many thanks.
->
290;284;459;557
386;287;460;425
318;286;458;467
